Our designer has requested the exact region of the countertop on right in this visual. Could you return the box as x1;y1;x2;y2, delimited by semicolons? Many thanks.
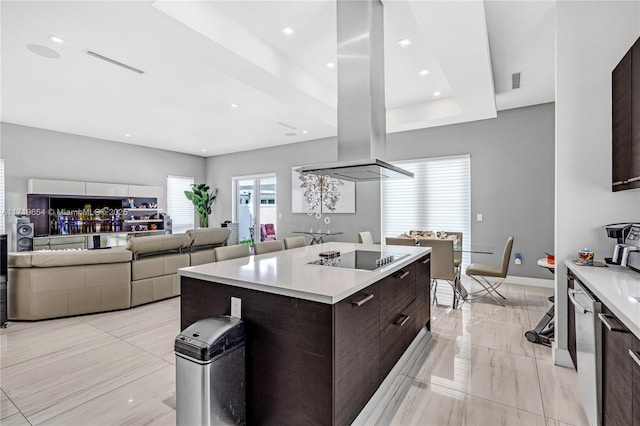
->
565;259;640;338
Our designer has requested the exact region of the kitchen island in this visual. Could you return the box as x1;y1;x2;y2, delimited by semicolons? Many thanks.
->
179;242;431;425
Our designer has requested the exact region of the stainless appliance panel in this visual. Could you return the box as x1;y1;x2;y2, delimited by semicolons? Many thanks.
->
569;281;602;426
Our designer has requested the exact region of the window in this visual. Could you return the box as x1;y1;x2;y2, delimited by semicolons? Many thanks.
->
167;175;194;234
382;155;471;267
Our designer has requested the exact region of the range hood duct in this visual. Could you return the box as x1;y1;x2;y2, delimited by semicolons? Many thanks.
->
300;0;413;181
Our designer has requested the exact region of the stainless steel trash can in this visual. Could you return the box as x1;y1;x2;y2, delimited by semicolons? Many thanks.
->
175;316;246;426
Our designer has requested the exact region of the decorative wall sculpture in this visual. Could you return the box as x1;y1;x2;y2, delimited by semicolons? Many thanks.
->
291;167;356;214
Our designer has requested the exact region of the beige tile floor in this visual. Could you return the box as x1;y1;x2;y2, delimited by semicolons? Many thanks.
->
0;281;588;425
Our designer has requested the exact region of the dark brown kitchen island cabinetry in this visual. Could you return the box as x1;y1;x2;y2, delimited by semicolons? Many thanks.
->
180;253;430;426
334;283;380;425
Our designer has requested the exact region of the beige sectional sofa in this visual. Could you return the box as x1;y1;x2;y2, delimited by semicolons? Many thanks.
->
8;249;133;320
8;227;232;320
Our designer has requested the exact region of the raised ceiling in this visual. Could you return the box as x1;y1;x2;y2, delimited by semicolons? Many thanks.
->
0;1;555;157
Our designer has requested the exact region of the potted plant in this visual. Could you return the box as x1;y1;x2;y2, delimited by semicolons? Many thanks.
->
184;183;218;228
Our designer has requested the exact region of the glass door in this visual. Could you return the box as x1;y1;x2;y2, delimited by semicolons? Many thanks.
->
234;175;276;246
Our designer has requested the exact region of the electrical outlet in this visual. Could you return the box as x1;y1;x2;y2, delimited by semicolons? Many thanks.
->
514;252;522;265
476;213;483;222
231;297;241;318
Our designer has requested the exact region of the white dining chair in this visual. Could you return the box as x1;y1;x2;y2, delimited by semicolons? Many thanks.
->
214;244;250;262
358;231;374;244
253;240;285;255
283;236;306;249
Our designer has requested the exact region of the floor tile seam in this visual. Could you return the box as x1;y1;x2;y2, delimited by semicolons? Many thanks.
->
105;318;179;340
4;411;34;425
0;388;32;425
367;374;411;425
531;347;550;420
400;373;546;418
0;336;122;373
428;332;539;360
29;362;169;426
111;334;176;365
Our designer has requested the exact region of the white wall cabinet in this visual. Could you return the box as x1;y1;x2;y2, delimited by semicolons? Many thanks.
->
27;179;86;195
85;182;129;197
27;178;161;200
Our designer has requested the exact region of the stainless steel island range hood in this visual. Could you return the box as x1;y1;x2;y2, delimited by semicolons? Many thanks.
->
299;0;413;182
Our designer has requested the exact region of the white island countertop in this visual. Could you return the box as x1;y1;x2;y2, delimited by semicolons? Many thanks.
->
179;242;430;304
566;259;640;338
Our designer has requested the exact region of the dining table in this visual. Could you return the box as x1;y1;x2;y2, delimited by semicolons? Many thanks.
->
292;230;344;245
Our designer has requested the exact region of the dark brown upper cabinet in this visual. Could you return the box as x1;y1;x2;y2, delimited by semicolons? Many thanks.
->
612;37;640;191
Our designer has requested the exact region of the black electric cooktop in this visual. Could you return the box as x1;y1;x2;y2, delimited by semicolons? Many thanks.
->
308;250;408;271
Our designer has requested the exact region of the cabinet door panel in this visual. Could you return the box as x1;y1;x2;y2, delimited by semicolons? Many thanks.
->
334;282;380;426
380;263;416;330
612;48;633;188
415;255;431;332
631;39;640;183
600;307;632;426
380;300;417;379
632;335;640;426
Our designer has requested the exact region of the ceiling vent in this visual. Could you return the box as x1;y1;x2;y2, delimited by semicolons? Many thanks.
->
277;121;297;130
86;51;145;74
512;72;521;89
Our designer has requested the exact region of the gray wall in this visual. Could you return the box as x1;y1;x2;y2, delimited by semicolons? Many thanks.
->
205;137;382;244
387;103;555;279
1;122;206;240
206;103;555;279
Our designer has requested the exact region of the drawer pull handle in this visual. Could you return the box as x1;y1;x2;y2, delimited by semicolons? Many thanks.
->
394;314;410;327
352;293;374;307
598;313;629;333
629;350;640;367
395;271;410;280
421;258;430;265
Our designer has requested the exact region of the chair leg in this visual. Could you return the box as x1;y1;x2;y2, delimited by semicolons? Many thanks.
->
466;275;506;306
431;279;439;306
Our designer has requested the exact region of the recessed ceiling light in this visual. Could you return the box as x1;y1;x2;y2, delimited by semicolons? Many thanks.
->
49;35;65;44
201;148;207;152
326;62;335;68
433;91;441;97
397;38;412;47
282;27;294;35
125;133;131;137
302;130;308;134
419;69;430;76
230;103;238;108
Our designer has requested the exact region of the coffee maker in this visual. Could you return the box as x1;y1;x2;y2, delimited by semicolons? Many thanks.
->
606;223;640;271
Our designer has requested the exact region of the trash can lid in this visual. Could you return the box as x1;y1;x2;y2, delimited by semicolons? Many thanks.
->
175;315;245;362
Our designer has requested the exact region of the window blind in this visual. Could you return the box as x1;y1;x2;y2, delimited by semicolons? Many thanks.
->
382;155;471;268
167;175;194;234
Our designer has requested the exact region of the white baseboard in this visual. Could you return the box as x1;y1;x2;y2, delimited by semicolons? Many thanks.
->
504;275;554;288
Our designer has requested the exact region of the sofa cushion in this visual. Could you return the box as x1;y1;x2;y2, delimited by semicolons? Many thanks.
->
126;233;191;255
9;249;132;268
187;228;231;248
8;252;33;268
131;252;190;281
